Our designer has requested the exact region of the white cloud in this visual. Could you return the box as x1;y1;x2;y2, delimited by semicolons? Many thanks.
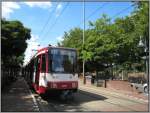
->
56;35;63;42
2;2;52;18
56;3;62;17
56;4;62;10
24;2;52;9
2;2;20;18
24;34;42;65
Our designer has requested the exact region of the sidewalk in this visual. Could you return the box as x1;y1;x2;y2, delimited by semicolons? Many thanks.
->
78;79;148;103
1;77;39;112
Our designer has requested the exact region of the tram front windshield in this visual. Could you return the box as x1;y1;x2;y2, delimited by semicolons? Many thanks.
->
49;48;76;73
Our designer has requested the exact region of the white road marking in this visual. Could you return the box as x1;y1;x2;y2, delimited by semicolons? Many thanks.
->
28;89;40;111
23;78;40;111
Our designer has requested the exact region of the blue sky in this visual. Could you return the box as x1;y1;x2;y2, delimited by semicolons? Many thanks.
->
2;1;135;64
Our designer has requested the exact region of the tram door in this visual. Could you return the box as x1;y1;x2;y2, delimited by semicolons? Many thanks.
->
35;55;41;91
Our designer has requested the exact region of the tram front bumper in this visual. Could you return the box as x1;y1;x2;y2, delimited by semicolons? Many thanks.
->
47;81;78;90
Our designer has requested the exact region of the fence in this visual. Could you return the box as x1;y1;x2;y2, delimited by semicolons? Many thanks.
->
128;72;147;84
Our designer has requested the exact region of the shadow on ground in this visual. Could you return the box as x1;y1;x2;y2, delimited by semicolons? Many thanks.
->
1;78;37;112
37;89;107;111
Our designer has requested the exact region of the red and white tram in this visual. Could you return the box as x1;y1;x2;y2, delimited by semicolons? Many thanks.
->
23;46;78;97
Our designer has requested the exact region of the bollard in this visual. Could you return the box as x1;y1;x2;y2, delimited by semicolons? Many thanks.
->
104;80;107;88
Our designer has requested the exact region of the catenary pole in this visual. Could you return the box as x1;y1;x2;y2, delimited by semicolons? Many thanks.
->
83;0;86;84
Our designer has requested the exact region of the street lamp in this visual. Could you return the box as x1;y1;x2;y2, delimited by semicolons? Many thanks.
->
112;63;114;80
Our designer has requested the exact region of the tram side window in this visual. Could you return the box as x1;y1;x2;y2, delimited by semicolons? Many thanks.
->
35;56;41;72
41;54;46;73
48;53;52;72
33;58;37;73
37;56;41;71
34;57;38;72
34;58;37;72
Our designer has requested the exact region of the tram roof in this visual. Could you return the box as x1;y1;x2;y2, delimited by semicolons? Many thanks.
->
24;46;77;67
38;46;76;52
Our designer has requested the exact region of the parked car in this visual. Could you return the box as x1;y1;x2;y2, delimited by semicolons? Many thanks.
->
130;82;149;94
143;83;148;93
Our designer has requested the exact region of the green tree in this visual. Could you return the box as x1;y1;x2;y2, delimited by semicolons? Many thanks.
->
59;1;149;77
60;27;83;54
85;14;117;72
1;19;31;67
59;28;84;72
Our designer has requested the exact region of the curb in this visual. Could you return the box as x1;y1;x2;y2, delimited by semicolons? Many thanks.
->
79;83;148;103
23;78;40;112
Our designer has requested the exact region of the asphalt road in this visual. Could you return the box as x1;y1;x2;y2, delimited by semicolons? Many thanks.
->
32;87;149;112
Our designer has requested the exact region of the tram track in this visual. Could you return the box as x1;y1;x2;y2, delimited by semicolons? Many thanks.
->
78;90;139;111
30;86;148;112
33;91;83;111
79;86;148;104
34;90;138;111
30;90;58;112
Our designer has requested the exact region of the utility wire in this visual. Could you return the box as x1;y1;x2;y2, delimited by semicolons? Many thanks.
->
39;2;60;38
42;2;70;42
111;5;133;20
79;3;133;28
86;2;108;22
77;2;108;27
77;3;132;28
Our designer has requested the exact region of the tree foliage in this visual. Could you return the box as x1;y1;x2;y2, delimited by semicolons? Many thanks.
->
1;19;31;67
59;1;149;74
